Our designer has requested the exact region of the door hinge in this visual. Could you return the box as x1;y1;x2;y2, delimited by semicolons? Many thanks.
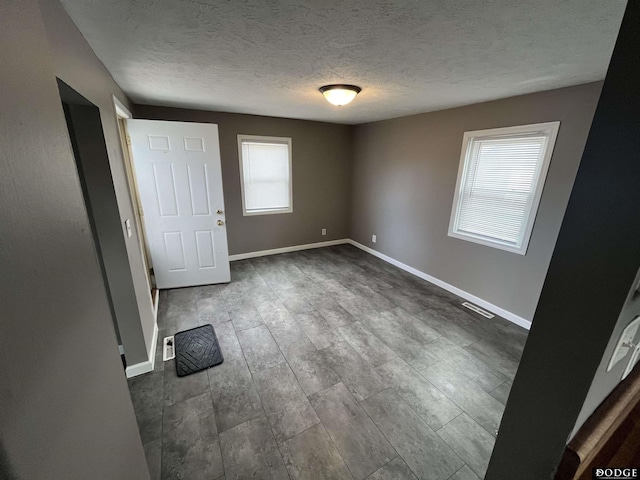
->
126;134;132;146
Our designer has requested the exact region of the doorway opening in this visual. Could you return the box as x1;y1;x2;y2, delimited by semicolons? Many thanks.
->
57;80;155;374
57;79;126;366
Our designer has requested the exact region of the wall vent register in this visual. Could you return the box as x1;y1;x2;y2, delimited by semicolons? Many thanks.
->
461;302;495;318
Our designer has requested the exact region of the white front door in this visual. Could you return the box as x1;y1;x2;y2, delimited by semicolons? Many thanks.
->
127;120;230;289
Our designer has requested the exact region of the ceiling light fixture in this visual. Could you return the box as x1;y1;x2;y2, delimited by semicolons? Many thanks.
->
319;84;362;106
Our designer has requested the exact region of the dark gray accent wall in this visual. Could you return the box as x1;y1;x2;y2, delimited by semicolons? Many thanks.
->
0;0;148;478
135;106;353;255
486;1;640;477
350;82;602;321
39;0;156;363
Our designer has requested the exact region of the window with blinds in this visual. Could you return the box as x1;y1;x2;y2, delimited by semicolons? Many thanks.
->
238;135;293;215
448;122;560;255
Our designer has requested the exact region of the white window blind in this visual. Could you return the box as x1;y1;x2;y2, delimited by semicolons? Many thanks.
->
238;135;292;215
449;122;560;255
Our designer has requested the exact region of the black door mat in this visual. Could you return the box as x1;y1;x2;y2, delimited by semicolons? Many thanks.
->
174;324;224;377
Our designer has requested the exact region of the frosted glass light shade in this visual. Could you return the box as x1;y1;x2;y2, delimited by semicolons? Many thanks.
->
319;84;361;106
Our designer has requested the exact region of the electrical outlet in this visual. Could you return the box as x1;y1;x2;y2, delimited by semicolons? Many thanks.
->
322;228;326;236
372;234;377;243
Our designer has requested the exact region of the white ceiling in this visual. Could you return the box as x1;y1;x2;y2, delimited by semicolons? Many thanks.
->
59;0;627;124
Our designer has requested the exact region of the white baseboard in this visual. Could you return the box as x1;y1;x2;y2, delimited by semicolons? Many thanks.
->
125;321;159;378
229;239;349;261
347;239;532;330
225;237;532;330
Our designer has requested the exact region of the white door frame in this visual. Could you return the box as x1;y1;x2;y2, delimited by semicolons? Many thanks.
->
113;96;157;309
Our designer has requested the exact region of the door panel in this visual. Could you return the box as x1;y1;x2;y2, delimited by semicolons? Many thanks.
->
127;120;230;288
187;164;211;215
153;163;179;216
195;231;216;268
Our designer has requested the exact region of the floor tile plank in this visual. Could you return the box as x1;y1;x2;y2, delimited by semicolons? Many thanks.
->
320;340;388;402
256;300;308;347
448;465;481;480
254;363;320;444
236;324;286;373
436;414;495;479
421;361;503;437
161;393;224;480
376;358;462;431
338;321;398;368
207;321;264;432
422;338;508;393
366;456;418;480
219;415;289;479
310;383;396;480
361;389;464;480
280;424;353;479
295;311;344;349
280;339;341;396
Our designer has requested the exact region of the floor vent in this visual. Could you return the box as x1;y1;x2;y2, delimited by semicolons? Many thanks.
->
163;336;175;361
462;302;495;319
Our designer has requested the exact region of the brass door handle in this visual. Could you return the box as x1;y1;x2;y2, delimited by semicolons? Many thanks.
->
216;209;223;215
217;220;225;226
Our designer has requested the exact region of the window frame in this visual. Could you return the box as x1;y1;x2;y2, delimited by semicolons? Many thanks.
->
237;134;293;216
448;121;560;255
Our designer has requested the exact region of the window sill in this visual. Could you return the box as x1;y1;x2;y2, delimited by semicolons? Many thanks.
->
242;208;293;216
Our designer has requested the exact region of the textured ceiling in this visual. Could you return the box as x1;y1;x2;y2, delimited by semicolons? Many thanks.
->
59;0;626;124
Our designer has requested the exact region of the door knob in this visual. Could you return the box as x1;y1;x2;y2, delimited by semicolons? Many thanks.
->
216;209;223;215
217;220;225;226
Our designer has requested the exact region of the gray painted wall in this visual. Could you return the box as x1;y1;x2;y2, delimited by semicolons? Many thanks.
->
350;82;602;321
0;0;148;478
40;0;156;364
135;106;353;255
486;2;640;476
